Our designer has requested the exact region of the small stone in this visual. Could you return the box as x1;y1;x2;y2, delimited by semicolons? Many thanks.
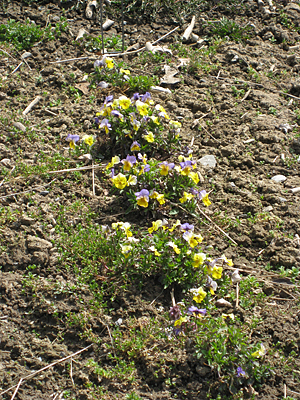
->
271;175;287;183
229;182;236;187
216;298;232;308
196;365;211;377
263;206;273;212
40;191;49;196
278;197;287;202
199;155;217;168
21;52;32;59
0;158;12;167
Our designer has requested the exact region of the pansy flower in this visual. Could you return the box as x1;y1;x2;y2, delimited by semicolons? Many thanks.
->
136;100;149;116
138;153;147;164
199;190;211;206
112;173;127;189
192;253;206;268
167;241;180;254
141;92;151;103
148;220;163;234
131;93;140;101
188;171;199;184
104;57;114;69
139;164;150;174
149;246;161;256
143;132;155;143
120;68;130;75
150;191;165;205
183;230;203;248
127;175;137;186
119;95;131;110
158;161;175;176
66;134;80;150
187;306;206;316
180;223;194;232
206;276;218;294
111;109;124;121
121;244;132;258
191;287;207;304
237;367;246;377
82;135;94;146
180;160;196;176
106;156;120;170
155;104;169;119
231;269;241;284
179;191;194;203
100;118;112;134
130;141;141;152
251;343;266;358
94;59;105;68
135;189;149;208
150;116;160;125
121;155;137;171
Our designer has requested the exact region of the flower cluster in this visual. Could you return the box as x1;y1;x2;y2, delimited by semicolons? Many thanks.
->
106;152;211;212
95;93;181;155
65;133;95;152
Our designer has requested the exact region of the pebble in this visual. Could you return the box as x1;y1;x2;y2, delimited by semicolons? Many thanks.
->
199;155;217;168
271;175;286;183
21;52;32;59
40;191;49;196
263;206;273;212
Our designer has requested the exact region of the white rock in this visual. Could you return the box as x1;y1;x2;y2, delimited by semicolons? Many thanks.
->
216;298;232;308
271;175;286;183
199;155;217;168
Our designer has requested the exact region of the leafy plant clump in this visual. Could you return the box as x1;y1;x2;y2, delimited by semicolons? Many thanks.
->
207;17;251;42
91;56;158;95
0;19;48;51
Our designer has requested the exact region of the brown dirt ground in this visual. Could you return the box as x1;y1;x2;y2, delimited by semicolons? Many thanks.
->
0;0;300;399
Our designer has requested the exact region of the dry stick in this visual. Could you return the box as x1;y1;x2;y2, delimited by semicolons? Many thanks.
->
171;288;176;307
92;161;96;196
0;179;56;200
47;164;101;174
50;26;180;64
0;48;18;61
70;358;74;386
105;325;116;358
11;62;23;74
45;108;58;116
23;96;42;115
235;283;239;308
284;383;287;398
10;378;23;400
1;344;92;396
286;388;300;396
241;89;251;102
197;205;238;245
0;166;15;188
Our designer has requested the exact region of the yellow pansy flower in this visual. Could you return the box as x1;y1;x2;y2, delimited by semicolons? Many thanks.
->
105;57;114;69
112;173;127;189
193;287;207;303
119;95;131;110
192;253;206;268
82;135;94;146
179;192;194;203
148;220;163;234
143;132;155;143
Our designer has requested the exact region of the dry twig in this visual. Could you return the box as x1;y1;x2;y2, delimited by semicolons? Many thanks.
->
1;345;92;396
197;205;238;245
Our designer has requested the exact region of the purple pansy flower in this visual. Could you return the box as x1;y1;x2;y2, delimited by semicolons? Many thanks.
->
132;93;140;101
169;305;181;320
111;110;123;119
121;155;137;171
237;367;246;377
66;134;80;149
100;118;112;134
180;223;194;232
130;141;141;151
94;59;105;68
141;92;151;102
187;306;207;316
